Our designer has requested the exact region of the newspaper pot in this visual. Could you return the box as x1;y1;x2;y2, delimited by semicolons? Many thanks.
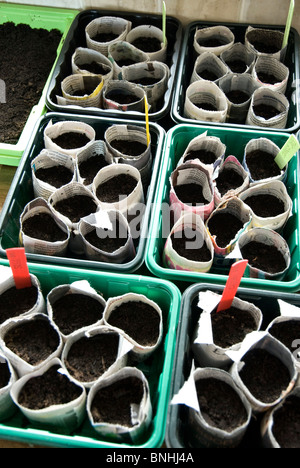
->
190;52;229;84
0;353;17;421
193;25;235;56
71;47;113;83
10;357;86;433
220;42;256;74
102;80;146;113
85;16;132;56
252;55;289;94
58;74;103;109
108;41;149;80
177;133;226;172
126;24;167;63
76;140;114;190
246;87;290;129
47;280;106;342
245;26;285;61
184;80;228;122
214;155;250;206
20;198;70;258
163;211;214;274
44;120;96;158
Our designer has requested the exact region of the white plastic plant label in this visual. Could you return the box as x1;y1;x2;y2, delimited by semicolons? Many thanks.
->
171;361;200;413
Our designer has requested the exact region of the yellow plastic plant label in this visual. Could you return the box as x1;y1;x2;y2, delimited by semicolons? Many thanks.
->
144;95;151;147
274;134;300;170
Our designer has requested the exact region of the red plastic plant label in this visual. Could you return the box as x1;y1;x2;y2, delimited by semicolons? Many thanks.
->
6;248;32;289
217;260;248;313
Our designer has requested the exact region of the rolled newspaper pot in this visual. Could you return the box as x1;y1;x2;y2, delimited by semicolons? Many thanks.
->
239;180;292;231
44;120;96;158
214;155;250;206
252;55;289;94
20;198;70;257
85;16;132;56
237;227;291;280
47;280;106;342
220;42;256;74
184;80;228;123
243;137;287;185
103;293;163;361
177;133;226;172
102;80;146;113
163;211;214;273
0;353;17;421
87;367;152;443
121;61;170;110
0;313;63;377
218;73;260;123
245;26;285;62
61;325;133;388
31;150;76;200
108;41;149;79
194;26;235;56
10;358;86;433
76;140;114;190
72;47;113;83
58;74;103;108
79;210;136;264
190;51;229;84
246;86;290;129
126;24;168;63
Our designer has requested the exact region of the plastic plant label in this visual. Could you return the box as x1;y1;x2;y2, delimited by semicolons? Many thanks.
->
171;361;200;412
274;134;300;170
6;247;31;289
283;0;295;49
162;1;167;45
144;95;151;147
216;260;248;312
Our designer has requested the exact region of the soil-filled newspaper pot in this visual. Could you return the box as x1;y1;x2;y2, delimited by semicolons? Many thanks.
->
72;47;113;83
76;140;114;190
192;290;262;369
58;74;104;109
20;198;70;257
126;25;168;63
239;180;293;231
44;120;96;158
214;155;250;206
102;80;147;113
61;325;134;388
190;52;229;84
229;331;297;413
10;357;86;434
245;26;286;62
171;363;252;448
0;353;17;421
246;87;290;129
85;16;132;56
252;56;290;94
193;25;235;56
87;366;152;443
177;132;226;172
108;41;149;80
220;42;256;74
184;80;228;123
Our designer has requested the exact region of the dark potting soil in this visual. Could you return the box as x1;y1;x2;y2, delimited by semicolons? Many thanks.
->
110;139;147;157
106;90;140;105
53;195;98;223
91;376;144;426
0;361;11;389
79;154;109;186
195;377;248;431
216;167;245;196
226;60;247;74
184;149;217;165
253;104;281;120
51;132;91;150
268;320;300;355
245;150;281;181
198;69;219;81
51;293;104;336
35;165;74;188
249;35;282;54
18;364;83;410
272;395;300;448
4;318;60;366
96;174;137;203
131;36;162;53
171;227;212;263
239;348;291;404
225;90;250;104
241;240;287;274
207;212;244;248
257;72;280;85
0;23;62;144
195;102;218;112
174;183;210;206
197;37;229;48
243;194;285;218
84;220;128;253
130;77;160;86
0;285;38;325
91;32;119;43
69;83;100;97
22;213;68;243
107;300;160;347
65;332;120;383
211;306;257;348
78;61;110;75
115;58;136;67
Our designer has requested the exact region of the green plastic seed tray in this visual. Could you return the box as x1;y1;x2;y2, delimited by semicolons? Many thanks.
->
146;123;300;292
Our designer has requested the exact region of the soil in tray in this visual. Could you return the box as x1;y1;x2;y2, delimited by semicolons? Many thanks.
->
216;167;245;196
225;90;250;104
106;90;140;105
110;139;147;157
84;220;128;253
239;348;291;403
268;320;300;355
131;36;162;53
18;364;83;410
253;104;281;120
257;72;281;85
245;150;281;181
53;195;98;223
0;23;62;144
197;69;219;81
51;293;105;336
78;61;110;75
107;300;160;347
240;240;287;274
194;377;248;431
226;60;248;74
35;165;74;188
51;132;91;150
171;227;212;263
3;318;60;366
0;361;11;389
207;212;244;248
243;194;285;218
194;102;218;112
272;395;300;448
174;183;210;206
91;32;119;43
65;332;120;383
22;213;68;242
130;76;161;86
96;174;137;203
115;58;136;67
197;38;229;48
184;149;218;165
79;154;109;186
0;285;38;325
211;306;257;348
91;376;144;426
